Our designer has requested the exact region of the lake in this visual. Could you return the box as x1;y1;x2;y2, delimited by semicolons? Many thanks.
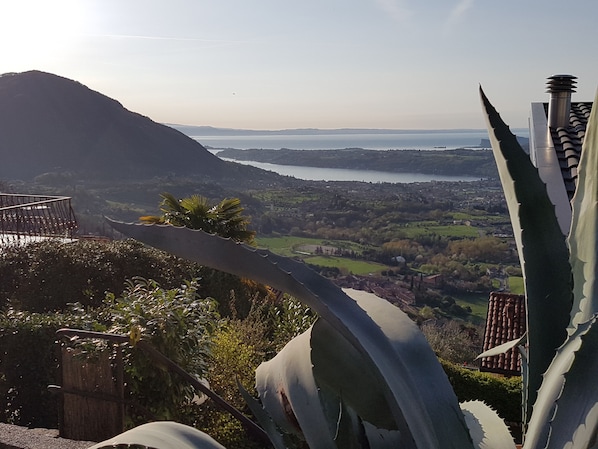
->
188;130;499;151
219;158;483;183
179;128;529;183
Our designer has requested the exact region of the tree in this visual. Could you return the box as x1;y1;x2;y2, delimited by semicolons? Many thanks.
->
140;193;255;244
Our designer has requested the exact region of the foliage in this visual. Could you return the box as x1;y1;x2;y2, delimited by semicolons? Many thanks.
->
0;277;221;431
0;307;100;428
0;239;202;312
192;295;315;448
421;320;481;364
441;361;522;433
140;192;256;244
104;278;218;425
193;323;266;449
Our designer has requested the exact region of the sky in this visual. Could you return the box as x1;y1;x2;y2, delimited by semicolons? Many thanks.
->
1;0;597;130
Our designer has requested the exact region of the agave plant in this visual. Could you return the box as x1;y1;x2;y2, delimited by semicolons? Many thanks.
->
478;86;598;449
91;86;598;449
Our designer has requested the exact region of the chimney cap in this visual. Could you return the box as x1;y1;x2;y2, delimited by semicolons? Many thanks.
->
546;74;577;93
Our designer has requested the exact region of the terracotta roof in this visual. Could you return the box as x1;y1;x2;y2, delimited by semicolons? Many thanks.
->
481;292;526;376
544;101;593;199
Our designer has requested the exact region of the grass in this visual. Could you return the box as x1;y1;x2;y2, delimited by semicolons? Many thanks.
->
303;255;388;275
256;236;387;274
257;236;371;257
399;222;480;239
453;293;490;324
508;276;524;294
256;236;325;257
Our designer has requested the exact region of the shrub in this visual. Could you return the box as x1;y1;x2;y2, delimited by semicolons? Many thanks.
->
0;239;202;312
0;307;100;427
103;278;219;425
441;360;521;425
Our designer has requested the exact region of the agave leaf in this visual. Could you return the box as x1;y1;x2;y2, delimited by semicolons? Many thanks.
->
362;422;402;449
319;288;467;440
480;87;573;426
88;421;226;449
523;316;598;449
238;383;288;449
107;219;474;449
254;327;340;449
460;401;516;449
475;334;527;360
568;89;598;329
253;288;459;448
524;91;598;449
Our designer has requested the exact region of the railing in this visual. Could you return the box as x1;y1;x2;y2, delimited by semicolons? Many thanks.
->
53;328;270;445
0;194;78;246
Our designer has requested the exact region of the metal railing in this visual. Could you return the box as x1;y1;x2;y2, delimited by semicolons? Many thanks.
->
0;193;78;246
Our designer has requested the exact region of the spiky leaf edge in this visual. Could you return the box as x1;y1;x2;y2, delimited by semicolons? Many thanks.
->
107;219;474;449
480;87;573;428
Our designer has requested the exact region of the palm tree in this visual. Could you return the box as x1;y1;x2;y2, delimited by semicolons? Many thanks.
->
140;193;255;244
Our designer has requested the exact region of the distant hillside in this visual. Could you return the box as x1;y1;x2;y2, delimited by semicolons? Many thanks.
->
218;148;499;178
0;71;232;181
169;124;491;137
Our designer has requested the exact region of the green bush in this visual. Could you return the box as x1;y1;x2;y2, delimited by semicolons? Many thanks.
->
441;360;522;424
0;239;203;312
0;278;219;429
0;239;273;318
0;308;100;427
104;278;219;426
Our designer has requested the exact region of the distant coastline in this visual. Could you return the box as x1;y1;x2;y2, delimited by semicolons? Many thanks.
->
216;148;499;178
169;124;529;137
169;125;529;180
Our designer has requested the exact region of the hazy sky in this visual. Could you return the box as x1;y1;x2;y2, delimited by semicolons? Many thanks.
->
1;0;597;130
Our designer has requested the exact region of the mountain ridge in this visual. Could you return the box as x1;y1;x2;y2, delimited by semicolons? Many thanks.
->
0;71;234;182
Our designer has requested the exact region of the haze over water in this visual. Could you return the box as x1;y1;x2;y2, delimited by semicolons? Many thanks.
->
182;129;524;183
189;130;511;151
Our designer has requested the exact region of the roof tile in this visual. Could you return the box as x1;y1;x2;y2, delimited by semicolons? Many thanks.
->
481;292;526;376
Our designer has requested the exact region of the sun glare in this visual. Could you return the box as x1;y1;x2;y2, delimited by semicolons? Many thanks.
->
0;0;85;66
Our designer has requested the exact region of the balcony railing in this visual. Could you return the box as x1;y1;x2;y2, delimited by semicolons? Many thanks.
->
0;194;78;246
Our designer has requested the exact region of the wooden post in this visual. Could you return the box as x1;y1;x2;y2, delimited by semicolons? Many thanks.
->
59;344;124;442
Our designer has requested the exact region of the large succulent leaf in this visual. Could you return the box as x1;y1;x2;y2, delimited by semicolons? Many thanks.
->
523;316;598;449
460;401;516;449
107;219;474;449
239;383;288;449
568;89;598;328
253;327;340;449
522;91;598;449
476;334;527;360
480;87;573;426
251;288;453;448
88;421;226;449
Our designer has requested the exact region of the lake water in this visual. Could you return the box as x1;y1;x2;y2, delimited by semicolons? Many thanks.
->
188;130;503;151
180;128;529;183
219;158;483;183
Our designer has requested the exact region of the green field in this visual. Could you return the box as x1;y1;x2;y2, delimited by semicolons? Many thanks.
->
508;276;524;294
257;236;369;257
256;236;388;274
256;236;325;257
303;255;388;275
454;293;490;324
399;222;480;239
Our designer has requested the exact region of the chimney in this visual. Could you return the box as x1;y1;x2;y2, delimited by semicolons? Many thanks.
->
546;74;577;129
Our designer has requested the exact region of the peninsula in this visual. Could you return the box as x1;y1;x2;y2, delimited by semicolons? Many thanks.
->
216;147;499;178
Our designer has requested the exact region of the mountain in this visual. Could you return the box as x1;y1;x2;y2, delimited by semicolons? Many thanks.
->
0;71;232;181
